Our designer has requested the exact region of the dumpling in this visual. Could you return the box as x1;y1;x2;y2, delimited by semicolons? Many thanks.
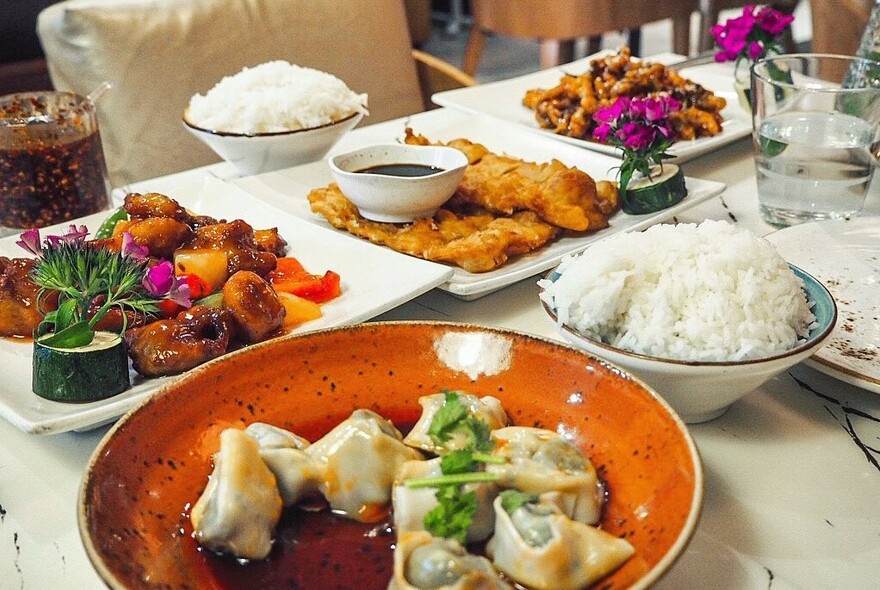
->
389;530;513;590
190;428;283;560
392;457;499;543
403;391;508;454
307;409;424;521
486;426;602;525
245;422;310;450
485;493;634;590
244;422;321;507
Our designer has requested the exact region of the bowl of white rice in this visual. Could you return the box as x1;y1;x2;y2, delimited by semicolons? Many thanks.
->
538;220;837;423
183;61;368;175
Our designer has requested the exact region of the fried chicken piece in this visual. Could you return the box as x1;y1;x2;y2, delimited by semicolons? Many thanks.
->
119;217;195;259
308;184;558;273
123;192;220;228
0;257;52;337
125;305;237;377
222;271;285;343
405;130;614;232
185;220;278;278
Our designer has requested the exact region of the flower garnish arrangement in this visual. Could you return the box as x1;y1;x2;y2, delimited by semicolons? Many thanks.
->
593;94;688;215
17;224;190;402
712;4;795;108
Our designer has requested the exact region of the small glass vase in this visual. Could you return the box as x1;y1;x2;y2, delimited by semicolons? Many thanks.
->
733;59;753;112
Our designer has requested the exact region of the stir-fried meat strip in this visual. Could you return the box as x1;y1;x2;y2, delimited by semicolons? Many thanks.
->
405;130;617;232
185;220;278;278
222;271;286;343
0;257;52;337
522;46;726;142
125;305;238;377
308;184;558;273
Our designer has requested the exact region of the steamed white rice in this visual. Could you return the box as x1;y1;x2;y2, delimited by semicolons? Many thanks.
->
538;220;816;362
186;61;368;134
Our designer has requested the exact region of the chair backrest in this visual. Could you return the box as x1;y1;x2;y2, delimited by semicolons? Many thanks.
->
469;0;698;41
38;0;425;187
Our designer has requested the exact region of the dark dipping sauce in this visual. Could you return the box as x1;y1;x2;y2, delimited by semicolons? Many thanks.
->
356;163;444;177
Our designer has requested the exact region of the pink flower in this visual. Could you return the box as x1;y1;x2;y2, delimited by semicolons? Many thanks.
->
121;231;149;261
756;7;794;35
143;261;191;308
45;224;89;247
712;5;792;64
16;228;42;256
143;261;175;295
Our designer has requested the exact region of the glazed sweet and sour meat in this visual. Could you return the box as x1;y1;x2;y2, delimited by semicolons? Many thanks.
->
125;305;238;377
523;46;727;142
0;257;51;337
185;220;279;278
222;271;286;343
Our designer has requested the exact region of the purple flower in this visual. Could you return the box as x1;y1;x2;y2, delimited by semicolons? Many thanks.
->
143;261;176;295
121;231;149;261
712;5;793;63
45;224;89;247
143;261;192;308
756;7;794;35
16;228;42;256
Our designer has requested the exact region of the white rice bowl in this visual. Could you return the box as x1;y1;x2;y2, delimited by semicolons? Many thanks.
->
538;220;816;362
186;61;368;134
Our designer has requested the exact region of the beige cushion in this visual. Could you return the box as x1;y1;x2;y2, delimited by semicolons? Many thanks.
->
38;0;424;187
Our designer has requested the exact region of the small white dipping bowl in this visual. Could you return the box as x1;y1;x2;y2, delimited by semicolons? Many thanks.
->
183;111;363;176
540;265;837;424
329;143;468;222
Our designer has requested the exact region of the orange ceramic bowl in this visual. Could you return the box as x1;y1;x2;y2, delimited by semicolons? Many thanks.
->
79;322;703;590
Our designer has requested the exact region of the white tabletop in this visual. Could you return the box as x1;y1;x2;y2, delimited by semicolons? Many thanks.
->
1;108;879;590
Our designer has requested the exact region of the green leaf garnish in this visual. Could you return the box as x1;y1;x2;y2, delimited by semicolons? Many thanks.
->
428;390;469;445
499;489;539;515
38;321;95;348
423;487;478;544
410;390;506;542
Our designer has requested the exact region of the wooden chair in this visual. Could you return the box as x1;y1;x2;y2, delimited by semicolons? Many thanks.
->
412;49;476;111
37;0;462;187
462;0;699;76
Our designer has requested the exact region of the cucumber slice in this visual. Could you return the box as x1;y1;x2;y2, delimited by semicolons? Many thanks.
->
33;331;130;402
621;164;688;215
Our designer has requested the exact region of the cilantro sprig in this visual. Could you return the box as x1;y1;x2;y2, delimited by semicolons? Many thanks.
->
404;390;504;542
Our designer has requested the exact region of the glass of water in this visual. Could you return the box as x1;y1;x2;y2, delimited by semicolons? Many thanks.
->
751;53;880;227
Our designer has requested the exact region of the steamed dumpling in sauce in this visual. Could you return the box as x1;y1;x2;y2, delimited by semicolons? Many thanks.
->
389;530;513;590
307;409;424;521
190;428;283;560
485;494;634;590
403;391;508;454
244;422;321;507
393;457;499;544
487;426;602;525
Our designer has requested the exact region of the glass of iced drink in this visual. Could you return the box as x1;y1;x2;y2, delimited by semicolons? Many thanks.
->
0;91;112;237
751;54;880;227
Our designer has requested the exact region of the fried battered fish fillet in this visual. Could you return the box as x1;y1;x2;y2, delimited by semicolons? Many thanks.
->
307;184;558;273
404;129;618;232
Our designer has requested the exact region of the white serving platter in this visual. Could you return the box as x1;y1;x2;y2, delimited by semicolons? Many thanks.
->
235;108;727;300
432;51;751;164
0;176;453;434
765;216;880;394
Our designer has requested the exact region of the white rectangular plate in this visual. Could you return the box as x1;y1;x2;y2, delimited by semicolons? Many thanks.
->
0;176;453;434
432;51;751;164
234;108;726;300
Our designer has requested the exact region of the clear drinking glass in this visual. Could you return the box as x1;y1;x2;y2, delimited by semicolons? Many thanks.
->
0;91;112;237
750;54;880;227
